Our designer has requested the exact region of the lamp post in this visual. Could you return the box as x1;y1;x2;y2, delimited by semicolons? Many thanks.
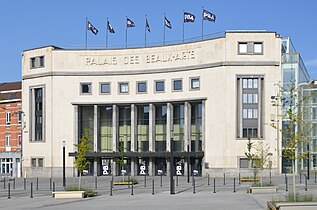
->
63;140;66;188
307;143;310;180
170;129;175;195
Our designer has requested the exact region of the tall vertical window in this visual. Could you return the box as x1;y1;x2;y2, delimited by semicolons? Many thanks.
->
173;104;185;151
79;106;94;141
34;88;44;141
5;112;11;125
18;111;22;124
191;102;202;152
237;77;262;139
118;106;131;152
155;104;167;151
99;106;113;152
5;135;10;146
137;106;149;152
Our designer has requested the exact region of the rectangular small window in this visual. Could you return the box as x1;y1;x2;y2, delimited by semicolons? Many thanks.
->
137;82;147;93
190;78;200;90
239;43;247;54
242;79;248;88
239;158;250;168
254;43;263;54
38;158;44;167
5;112;11;125
243;109;248;118
31;158;37;167
18;111;22;124
5;135;10;146
119;82;129;93
253;79;258;88
248;109;253;118
30;56;45;69
253;94;258;103
81;83;92;94
238;42;263;55
253;109;258;119
247;79;253;88
18;134;22;145
243;94;248;103
155;81;165;92
248;94;253;103
100;83;110;94
173;79;182;91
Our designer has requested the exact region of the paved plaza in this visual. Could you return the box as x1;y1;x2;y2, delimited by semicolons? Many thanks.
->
0;175;316;209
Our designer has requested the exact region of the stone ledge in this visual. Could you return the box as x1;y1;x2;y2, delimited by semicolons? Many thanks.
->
249;187;278;194
52;191;85;199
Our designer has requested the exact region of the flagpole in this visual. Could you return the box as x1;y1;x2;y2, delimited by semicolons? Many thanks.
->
182;10;185;43
145;15;147;47
106;17;109;49
85;17;88;49
163;13;166;46
201;6;204;40
125;16;128;48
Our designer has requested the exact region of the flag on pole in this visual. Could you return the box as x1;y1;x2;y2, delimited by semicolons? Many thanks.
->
146;18;150;32
127;18;135;28
184;12;195;23
107;21;115;33
87;21;98;35
164;16;172;29
202;9;216;22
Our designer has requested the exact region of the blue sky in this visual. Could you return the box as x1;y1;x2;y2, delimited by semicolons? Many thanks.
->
1;0;317;82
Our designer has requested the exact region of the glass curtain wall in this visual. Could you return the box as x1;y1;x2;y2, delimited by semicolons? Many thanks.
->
191;102;202;152
99;106;113;152
173;104;184;152
118;106;131;152
137;105;149;152
155;105;167;152
79;106;94;143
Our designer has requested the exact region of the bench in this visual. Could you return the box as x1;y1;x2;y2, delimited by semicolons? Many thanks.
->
113;181;133;185
52;191;85;199
240;178;259;182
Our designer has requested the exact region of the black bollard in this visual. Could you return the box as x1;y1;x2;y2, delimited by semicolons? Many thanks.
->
233;178;236;193
13;178;15;190
52;182;55;197
269;172;272;185
284;173;287;184
160;174;163;187
305;175;308;191
110;181;113;196
36;178;39;190
144;175;146;187
128;176;130;189
95;176;98;189
8;183;11;199
131;181;134;195
300;172;302;183
176;175;179;186
213;178;216;193
223;173;226;185
30;182;33;198
238;173;241;185
285;177;288;191
49;178;52;190
193;177;196;194
315;171;316;183
24;178;26;190
4;177;6;189
152;180;155;195
208;174;210;186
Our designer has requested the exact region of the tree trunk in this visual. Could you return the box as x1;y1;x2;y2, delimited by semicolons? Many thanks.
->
79;172;82;190
292;159;296;201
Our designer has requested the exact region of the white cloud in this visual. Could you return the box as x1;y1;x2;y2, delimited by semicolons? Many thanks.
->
306;58;317;67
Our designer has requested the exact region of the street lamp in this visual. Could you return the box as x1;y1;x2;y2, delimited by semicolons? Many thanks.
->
170;129;175;195
63;140;66;188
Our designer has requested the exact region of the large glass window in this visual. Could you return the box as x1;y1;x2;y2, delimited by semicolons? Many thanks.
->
34;88;43;141
99;106;113;152
173;104;184;151
137;106;149;152
118;106;131;152
79;106;94;142
191;102;202;152
155;104;167;151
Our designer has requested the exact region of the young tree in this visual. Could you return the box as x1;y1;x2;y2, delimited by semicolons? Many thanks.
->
74;128;92;189
272;78;311;201
118;140;126;181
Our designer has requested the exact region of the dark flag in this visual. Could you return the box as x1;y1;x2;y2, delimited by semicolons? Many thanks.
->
184;12;195;23
146;18;150;32
127;18;135;28
164;16;172;29
107;21;115;33
87;21;98;35
203;9;216;22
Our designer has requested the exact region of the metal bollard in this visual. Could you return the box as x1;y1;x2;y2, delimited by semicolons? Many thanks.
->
50;178;52;190
8;183;11;199
269;172;272;185
208;174;210;186
110;181;113;196
305;175;308;191
284;173;287;184
233;178;236;193
30;182;33;198
4;177;6;189
160;174;163;187
193;177;196;194
36;178;39;190
152;180;155;195
144;175;146;187
300;172;302;183
24;178;26;190
131;181;134;195
13;178;15;190
176;175;178;186
223;173;226;185
128;176;130;189
238;173;241;185
213;178;216;193
285;177;288;191
95;176;98;189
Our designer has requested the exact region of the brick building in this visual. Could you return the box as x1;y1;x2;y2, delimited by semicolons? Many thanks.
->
0;82;22;177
